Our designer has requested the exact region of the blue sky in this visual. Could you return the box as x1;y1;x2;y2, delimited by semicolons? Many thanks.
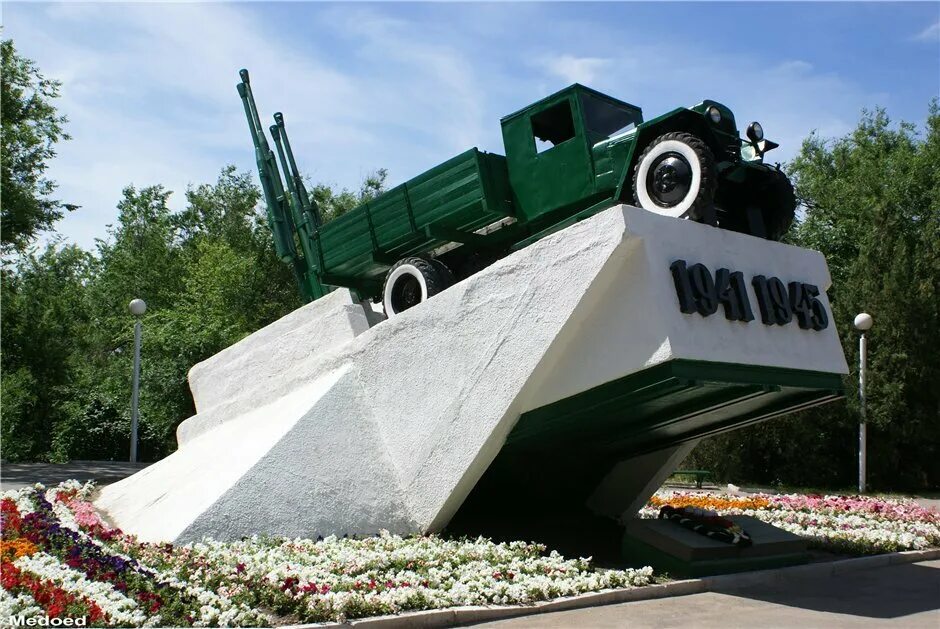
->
6;2;939;249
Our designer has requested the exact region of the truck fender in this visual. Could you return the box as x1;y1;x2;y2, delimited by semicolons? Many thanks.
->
614;109;710;203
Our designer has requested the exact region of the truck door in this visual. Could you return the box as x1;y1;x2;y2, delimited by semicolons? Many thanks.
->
501;93;595;224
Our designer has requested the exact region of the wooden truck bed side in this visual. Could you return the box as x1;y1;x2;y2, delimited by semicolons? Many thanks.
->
314;148;513;290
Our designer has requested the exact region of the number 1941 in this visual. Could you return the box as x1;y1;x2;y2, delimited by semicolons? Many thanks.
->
670;260;829;331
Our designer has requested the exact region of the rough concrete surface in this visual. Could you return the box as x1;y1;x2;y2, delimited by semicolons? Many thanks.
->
95;205;849;543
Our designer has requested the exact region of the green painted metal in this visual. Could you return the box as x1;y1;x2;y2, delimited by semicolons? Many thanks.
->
270;116;328;300
448;359;840;558
506;359;844;458
236;73;306;294
237;73;790;302
315;148;513;286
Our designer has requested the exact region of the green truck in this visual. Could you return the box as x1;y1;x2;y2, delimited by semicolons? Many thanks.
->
238;69;796;315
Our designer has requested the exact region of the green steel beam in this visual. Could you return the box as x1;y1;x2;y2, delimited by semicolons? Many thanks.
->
506;360;845;457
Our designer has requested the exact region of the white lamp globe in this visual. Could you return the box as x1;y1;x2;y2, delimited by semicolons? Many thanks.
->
854;312;873;331
129;298;148;316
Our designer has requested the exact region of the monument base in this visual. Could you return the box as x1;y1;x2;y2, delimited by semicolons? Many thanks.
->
96;205;848;544
622;515;809;577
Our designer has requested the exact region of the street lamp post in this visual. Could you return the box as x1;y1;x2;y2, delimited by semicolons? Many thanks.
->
128;298;147;463
854;312;873;494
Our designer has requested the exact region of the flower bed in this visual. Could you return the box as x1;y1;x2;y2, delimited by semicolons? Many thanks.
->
643;491;940;555
1;482;653;626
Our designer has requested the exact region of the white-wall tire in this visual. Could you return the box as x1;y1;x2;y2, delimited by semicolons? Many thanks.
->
383;257;452;316
632;132;717;220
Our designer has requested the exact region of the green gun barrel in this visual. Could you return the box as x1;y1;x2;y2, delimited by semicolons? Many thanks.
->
237;70;313;302
270;118;328;300
236;71;300;265
274;112;323;230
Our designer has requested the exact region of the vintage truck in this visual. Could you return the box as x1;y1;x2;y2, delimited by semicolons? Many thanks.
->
238;69;796;315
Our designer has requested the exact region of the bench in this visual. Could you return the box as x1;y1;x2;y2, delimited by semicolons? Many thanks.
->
669;469;713;489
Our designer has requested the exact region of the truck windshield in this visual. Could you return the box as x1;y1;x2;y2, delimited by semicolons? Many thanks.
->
580;94;642;138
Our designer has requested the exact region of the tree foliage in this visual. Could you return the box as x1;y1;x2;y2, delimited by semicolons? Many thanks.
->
1;39;73;253
1;165;380;462
686;103;940;491
312;168;387;223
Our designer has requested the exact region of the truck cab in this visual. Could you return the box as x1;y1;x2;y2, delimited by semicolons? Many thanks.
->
240;68;796;313
500;85;643;228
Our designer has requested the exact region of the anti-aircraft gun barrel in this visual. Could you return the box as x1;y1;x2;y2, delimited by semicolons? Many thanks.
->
237;70;314;301
274;112;323;229
236;71;304;268
270;117;328;299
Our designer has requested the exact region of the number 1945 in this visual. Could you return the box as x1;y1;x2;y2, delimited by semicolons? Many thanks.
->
670;260;829;331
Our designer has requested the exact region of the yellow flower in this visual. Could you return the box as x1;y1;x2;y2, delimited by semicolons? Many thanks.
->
0;539;38;561
649;494;770;511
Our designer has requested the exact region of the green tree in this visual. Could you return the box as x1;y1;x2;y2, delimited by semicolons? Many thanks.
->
3;164;385;463
687;103;940;491
313;168;387;223
1;244;93;461
1;39;73;253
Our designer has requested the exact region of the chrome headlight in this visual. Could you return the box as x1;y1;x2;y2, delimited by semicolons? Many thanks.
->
707;106;722;123
747;121;764;142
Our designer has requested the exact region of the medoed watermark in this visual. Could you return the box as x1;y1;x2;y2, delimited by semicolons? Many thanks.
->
8;616;87;627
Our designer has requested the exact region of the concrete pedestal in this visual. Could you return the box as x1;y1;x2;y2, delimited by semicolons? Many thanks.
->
96;205;848;544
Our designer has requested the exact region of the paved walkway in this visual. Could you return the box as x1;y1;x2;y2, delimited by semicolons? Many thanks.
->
0;461;150;491
471;559;940;628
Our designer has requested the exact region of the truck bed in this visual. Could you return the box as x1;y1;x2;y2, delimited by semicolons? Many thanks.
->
313;149;513;292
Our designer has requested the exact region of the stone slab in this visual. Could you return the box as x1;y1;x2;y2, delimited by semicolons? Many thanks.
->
626;515;807;562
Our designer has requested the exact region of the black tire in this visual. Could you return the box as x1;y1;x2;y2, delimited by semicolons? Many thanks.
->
427;258;456;286
715;170;796;241
757;171;796;241
382;257;453;316
632;132;717;220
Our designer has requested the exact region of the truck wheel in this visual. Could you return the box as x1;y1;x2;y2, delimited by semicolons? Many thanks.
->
383;257;453;316
632;132;717;220
756;171;796;241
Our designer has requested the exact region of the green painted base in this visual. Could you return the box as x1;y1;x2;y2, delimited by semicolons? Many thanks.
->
507;359;844;458
450;360;843;562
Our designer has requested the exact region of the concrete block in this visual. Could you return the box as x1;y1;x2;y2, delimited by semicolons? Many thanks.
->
97;206;848;543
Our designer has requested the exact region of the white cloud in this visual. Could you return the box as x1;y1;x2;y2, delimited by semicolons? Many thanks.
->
541;55;612;85
913;20;940;41
6;3;501;249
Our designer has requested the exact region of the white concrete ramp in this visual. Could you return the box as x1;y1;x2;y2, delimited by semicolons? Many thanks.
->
96;205;848;543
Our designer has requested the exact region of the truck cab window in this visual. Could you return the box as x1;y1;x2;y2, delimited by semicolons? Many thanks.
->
531;100;575;153
580;93;642;141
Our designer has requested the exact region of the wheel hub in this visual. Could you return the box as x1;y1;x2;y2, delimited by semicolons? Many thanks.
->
647;152;693;207
391;275;422;312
